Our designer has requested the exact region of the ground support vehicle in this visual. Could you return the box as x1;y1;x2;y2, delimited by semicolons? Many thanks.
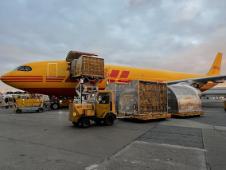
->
68;53;116;127
15;98;45;113
0;95;15;109
69;90;116;128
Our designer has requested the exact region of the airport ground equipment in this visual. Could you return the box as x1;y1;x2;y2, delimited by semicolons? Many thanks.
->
0;95;15;108
68;52;116;127
50;96;73;110
69;90;116;128
168;84;203;117
15;98;45;113
107;81;171;121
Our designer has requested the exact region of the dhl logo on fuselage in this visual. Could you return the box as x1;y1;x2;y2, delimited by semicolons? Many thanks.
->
108;70;130;83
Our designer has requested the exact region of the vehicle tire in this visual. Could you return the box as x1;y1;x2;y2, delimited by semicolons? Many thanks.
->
16;109;22;113
51;103;59;110
77;117;90;128
104;113;115;126
38;108;44;113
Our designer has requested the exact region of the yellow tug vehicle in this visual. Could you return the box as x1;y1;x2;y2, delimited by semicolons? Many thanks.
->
69;90;116;128
15;95;45;113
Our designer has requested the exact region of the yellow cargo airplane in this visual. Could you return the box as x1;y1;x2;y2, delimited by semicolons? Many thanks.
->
0;51;225;97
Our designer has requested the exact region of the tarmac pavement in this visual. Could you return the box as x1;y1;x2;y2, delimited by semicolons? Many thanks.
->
0;107;225;170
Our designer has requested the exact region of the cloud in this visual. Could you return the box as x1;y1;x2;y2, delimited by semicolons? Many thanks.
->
1;0;226;90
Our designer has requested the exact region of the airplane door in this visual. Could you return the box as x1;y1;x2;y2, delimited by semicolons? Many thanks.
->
47;63;57;77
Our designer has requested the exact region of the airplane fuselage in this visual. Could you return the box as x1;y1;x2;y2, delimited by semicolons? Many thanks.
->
1;59;216;97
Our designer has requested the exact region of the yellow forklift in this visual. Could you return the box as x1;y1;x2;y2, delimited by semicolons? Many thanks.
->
69;90;116;128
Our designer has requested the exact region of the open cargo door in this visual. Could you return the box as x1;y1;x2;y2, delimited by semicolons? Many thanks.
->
66;51;97;62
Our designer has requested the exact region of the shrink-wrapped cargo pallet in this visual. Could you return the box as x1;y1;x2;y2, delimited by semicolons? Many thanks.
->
107;81;170;120
168;84;203;117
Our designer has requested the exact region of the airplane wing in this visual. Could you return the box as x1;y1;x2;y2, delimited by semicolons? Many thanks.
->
167;75;226;85
167;53;225;90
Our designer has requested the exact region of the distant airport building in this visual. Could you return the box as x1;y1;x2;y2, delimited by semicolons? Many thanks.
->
201;88;226;100
201;88;226;107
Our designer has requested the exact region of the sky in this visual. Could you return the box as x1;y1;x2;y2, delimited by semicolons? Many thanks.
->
1;0;226;91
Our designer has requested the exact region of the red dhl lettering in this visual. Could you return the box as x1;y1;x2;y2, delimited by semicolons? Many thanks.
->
119;71;130;78
110;70;120;78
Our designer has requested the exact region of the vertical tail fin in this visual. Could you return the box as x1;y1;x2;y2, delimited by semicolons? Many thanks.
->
207;52;222;76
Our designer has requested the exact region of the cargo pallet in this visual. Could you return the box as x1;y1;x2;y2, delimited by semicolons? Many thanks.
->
118;113;171;121
170;111;204;117
107;81;170;121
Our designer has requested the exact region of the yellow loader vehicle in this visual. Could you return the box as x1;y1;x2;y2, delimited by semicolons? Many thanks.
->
69;90;116;128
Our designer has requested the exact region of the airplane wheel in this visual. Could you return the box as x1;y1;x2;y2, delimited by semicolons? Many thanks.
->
51;103;59;110
16;109;22;113
77;117;90;128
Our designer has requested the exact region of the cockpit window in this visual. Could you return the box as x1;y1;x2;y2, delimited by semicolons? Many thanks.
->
17;66;32;71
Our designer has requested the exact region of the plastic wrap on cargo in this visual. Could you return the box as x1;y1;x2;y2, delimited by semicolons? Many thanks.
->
106;81;138;115
168;84;202;114
106;81;168;116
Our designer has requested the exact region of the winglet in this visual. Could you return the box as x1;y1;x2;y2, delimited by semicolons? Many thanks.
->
207;52;223;76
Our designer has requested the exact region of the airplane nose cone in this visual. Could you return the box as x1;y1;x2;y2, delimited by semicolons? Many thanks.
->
1;72;10;84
